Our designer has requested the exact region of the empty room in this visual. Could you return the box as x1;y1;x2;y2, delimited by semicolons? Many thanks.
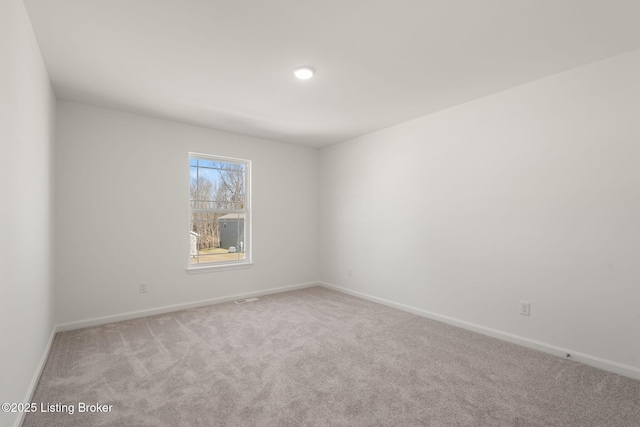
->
2;0;640;426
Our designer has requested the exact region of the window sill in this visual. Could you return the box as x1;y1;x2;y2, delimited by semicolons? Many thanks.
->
187;261;253;274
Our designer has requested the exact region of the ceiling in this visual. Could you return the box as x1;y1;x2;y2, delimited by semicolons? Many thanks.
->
23;0;640;148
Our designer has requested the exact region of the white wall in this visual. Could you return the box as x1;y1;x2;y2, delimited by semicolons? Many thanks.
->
55;101;319;324
0;0;56;425
320;49;640;373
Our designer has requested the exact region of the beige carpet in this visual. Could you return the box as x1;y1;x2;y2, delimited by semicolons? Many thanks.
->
24;286;640;426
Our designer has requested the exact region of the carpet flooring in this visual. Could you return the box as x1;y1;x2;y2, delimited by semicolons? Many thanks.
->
24;286;640;426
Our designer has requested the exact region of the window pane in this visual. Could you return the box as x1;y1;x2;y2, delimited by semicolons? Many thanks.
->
189;212;245;265
189;154;249;268
189;159;245;210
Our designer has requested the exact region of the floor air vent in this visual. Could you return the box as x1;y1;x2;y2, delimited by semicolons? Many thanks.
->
234;297;259;304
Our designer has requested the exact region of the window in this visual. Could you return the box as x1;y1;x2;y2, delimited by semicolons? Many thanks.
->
188;153;251;271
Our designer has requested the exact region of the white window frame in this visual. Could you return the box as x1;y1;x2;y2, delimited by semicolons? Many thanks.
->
187;152;252;273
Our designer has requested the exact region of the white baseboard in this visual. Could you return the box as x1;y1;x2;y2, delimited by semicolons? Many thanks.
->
14;326;57;427
319;281;640;382
56;281;319;332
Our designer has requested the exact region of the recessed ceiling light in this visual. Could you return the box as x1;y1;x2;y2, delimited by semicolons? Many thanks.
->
293;67;314;80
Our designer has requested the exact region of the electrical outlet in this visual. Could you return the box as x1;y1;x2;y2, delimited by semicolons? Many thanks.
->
520;301;530;316
139;283;148;293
